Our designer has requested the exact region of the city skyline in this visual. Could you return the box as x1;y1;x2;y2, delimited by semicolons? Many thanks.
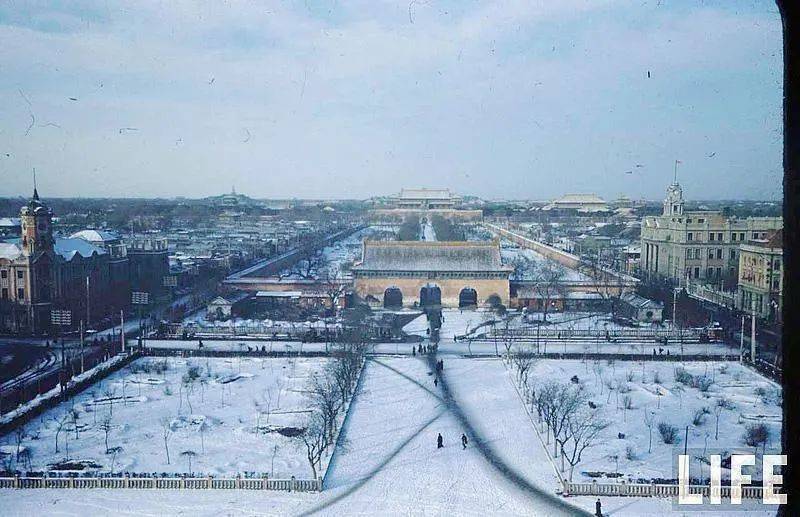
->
0;1;783;200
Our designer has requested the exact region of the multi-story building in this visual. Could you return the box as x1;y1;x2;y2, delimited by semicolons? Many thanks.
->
641;182;782;289
127;237;170;301
70;229;130;311
737;230;782;322
0;190;118;333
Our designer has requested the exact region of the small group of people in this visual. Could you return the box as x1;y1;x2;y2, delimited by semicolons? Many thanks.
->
437;432;469;450
414;343;438;355
652;347;670;357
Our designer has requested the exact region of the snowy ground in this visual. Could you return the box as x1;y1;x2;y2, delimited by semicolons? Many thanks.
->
527;359;782;484
1;357;330;478
0;357;780;516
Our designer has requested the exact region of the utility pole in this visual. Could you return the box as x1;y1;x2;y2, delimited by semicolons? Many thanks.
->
740;314;745;363
85;275;90;330
79;320;85;374
750;302;757;364
672;288;678;333
120;310;126;353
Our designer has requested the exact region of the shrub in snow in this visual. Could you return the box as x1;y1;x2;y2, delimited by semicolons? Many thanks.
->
626;370;635;383
625;445;638;461
652;370;662;384
618;383;632;394
692;407;709;426
693;375;713;392
743;423;769;448
622;395;634;410
719;364;729;375
674;367;693;386
658;422;680;444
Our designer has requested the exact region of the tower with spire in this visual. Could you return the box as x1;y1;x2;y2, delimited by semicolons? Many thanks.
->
662;181;684;217
20;185;54;256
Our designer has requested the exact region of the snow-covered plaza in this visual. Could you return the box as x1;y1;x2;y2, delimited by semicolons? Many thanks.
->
2;351;781;516
1;356;331;479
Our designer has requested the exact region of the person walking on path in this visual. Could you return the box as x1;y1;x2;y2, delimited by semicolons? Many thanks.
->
434;377;438;387
437;433;444;449
595;498;602;516
412;347;416;357
461;433;468;449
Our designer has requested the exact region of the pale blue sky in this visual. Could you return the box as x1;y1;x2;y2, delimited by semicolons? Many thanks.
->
0;1;783;200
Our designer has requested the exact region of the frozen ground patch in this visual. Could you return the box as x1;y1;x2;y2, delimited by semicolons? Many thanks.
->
1;357;331;478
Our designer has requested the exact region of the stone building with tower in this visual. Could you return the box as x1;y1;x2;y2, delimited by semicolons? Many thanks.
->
640;181;782;289
351;240;512;308
0;190;122;334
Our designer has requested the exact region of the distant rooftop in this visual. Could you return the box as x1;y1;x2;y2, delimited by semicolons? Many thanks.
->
399;188;455;200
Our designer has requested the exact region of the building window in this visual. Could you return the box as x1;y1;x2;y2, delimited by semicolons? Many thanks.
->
16;270;23;279
707;267;713;278
698;218;705;223
695;249;701;259
740;232;745;241
17;288;24;299
694;267;700;278
686;249;692;259
709;250;715;259
730;249;736;260
0;270;6;279
709;233;715;241
687;218;693;223
687;232;693;241
732;233;737;242
752;232;758;239
717;232;723;241
716;249;723;259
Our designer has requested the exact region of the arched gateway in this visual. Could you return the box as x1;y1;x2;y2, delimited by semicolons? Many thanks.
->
351;240;512;308
459;287;478;308
383;287;403;308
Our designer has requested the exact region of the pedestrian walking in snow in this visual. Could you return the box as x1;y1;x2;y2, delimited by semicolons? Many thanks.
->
434;377;438;387
437;433;443;449
412;347;416;356
461;433;468;449
595;498;602;516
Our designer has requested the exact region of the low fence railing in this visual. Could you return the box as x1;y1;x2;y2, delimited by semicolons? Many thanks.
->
564;479;768;499
0;475;321;492
484;326;712;341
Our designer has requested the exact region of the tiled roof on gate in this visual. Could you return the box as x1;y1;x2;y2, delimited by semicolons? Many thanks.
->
352;240;512;272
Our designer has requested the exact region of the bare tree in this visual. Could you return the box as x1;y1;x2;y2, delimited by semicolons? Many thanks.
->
320;268;347;317
530;260;567;323
107;446;123;473
181;450;197;473
299;411;328;479
714;399;725;441
644;408;655;453
562;409;610;481
534;381;588;458
102;386;117;416
53;412;70;454
99;415;113;454
583;248;626;321
14;428;26;461
160;417;173;464
309;372;342;443
511;350;536;390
